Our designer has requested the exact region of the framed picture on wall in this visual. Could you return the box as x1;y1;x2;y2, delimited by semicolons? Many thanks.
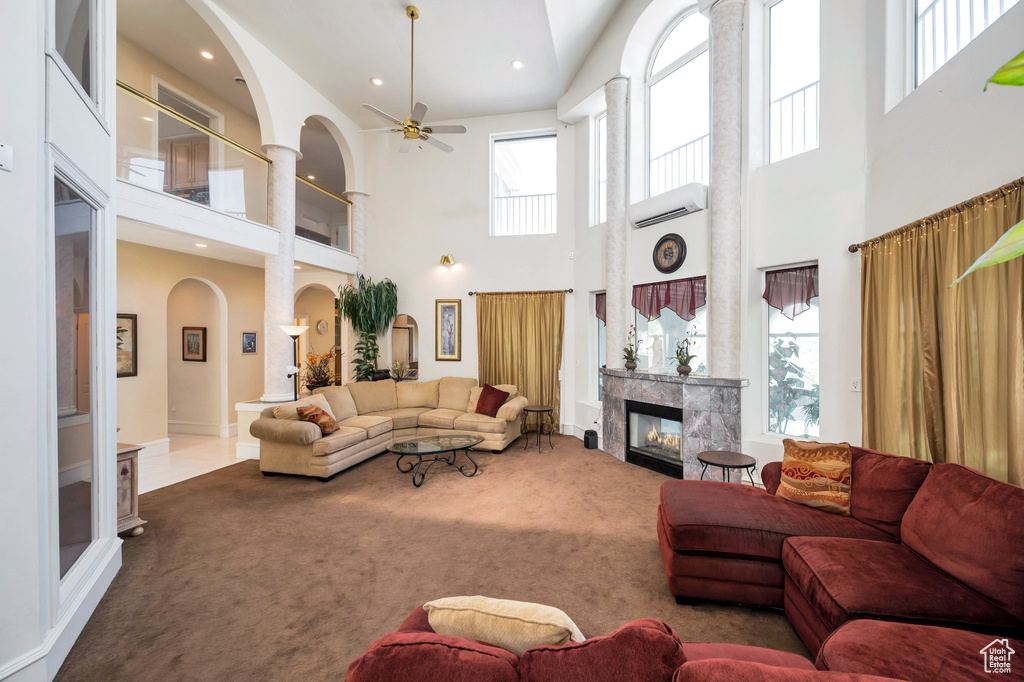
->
116;313;138;378
182;327;207;362
435;299;461;361
241;331;257;355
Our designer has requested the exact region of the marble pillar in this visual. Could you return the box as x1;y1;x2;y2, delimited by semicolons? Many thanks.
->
262;144;299;403
344;191;368;276
707;0;744;379
604;76;630;370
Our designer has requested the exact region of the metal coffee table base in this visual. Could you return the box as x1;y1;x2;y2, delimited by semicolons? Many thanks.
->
396;450;479;487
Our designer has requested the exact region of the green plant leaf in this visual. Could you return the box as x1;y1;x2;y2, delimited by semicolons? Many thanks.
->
950;218;1024;286
985;49;1024;90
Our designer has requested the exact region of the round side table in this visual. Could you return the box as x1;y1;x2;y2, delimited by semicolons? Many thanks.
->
522;405;554;453
697;450;758;486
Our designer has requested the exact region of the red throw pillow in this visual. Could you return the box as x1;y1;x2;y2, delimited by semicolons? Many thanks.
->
296;404;339;435
345;631;519;682
475;384;510;418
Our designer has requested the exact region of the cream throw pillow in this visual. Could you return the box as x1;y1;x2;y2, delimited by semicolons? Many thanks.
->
272;393;336;421
423;595;584;657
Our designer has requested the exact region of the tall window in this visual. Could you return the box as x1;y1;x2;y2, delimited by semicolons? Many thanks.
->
764;266;820;438
635;307;708;373
769;0;820;163
916;0;1020;85
54;177;96;578
491;134;557;236
595;114;607;225
596;293;607;401
55;0;94;99
648;11;710;197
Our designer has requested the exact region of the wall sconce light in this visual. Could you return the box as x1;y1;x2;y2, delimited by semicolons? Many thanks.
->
439;254;455;267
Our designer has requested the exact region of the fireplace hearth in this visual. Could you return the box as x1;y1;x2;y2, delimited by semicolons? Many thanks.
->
626;400;686;477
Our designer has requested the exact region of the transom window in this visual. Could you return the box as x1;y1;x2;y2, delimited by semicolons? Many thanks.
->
768;0;820;163
916;0;1020;86
647;10;710;198
491;134;557;236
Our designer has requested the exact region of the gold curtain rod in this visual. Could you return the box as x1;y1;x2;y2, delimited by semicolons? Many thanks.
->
117;81;273;163
468;289;573;296
848;176;1024;253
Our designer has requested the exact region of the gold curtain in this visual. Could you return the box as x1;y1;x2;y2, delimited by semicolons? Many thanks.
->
862;178;1023;484
476;291;565;432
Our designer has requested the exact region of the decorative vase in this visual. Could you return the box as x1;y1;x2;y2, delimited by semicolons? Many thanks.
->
624;361;637;371
306;382;328;392
679;364;692;376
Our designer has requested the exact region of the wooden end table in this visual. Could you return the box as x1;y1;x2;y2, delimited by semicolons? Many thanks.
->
522;405;554;453
697;450;758;486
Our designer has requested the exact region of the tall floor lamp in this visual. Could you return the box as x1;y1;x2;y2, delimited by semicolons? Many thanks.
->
280;325;308;402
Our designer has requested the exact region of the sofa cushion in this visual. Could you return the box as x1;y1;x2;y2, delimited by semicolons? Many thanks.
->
418;409;465;430
901;462;1024;621
776;440;852;516
659;481;893;561
397;379;440;409
313;385;358;421
518;618;685;682
468;384;518;413
672;659;901;681
496;396;529;422
439;377;478;411
348;379;399;414
678;642;815;670
424;595;584;658
368;407;431;430
339;415;393;439
782;536;1022;634
272;393;336;421
296;405;339;435
848;447;931;539
454;412;508;435
817;620;1024;681
312;426;367;456
344;630;519;682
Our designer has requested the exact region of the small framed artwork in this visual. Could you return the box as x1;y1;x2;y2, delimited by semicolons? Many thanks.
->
182;327;207;362
435;299;461;361
116;313;138;378
241;331;257;355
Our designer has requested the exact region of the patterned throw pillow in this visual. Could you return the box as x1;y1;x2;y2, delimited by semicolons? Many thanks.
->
775;439;852;516
296;404;339;435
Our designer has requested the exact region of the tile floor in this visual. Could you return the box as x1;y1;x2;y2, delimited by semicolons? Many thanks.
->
139;434;240;494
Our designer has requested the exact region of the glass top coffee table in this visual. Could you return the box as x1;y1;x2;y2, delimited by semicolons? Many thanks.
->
388;435;484;487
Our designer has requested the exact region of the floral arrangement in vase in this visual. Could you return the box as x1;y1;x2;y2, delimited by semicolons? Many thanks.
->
623;325;640;371
301;346;338;390
673;332;699;376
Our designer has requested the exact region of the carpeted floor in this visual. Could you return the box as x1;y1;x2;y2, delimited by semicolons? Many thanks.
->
56;435;806;681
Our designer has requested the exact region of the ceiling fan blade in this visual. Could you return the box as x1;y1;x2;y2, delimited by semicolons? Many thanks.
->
420;133;453;153
422;125;467;135
399;138;413;153
360;127;402;134
410;101;428;125
363;103;403;126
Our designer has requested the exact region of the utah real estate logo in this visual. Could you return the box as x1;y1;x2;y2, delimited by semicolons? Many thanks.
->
980;639;1015;674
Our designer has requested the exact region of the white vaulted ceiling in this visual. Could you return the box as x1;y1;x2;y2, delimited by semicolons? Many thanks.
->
207;0;623;127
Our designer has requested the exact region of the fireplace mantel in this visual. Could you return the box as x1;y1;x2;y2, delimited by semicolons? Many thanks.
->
600;368;747;479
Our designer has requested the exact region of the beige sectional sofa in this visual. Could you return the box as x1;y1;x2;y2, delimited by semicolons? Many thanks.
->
250;377;529;481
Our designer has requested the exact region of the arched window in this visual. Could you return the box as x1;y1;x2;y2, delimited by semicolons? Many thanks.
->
647;9;710;198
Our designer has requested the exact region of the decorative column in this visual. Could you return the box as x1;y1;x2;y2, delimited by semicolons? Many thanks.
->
604;76;630;370
344;190;368;275
706;0;745;379
262;144;299;403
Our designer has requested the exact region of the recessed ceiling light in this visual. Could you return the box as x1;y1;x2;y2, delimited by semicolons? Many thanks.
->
200;50;214;60
141;116;153;122
307;175;315;180
302;122;307;127
370;77;384;86
294;265;302;270
511;59;524;70
195;243;208;248
234;76;247;86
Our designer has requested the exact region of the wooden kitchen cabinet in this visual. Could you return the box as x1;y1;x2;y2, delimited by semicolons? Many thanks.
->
161;135;211;192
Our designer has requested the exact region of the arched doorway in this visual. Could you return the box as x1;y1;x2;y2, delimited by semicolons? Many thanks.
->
295;117;351;251
294;283;342;390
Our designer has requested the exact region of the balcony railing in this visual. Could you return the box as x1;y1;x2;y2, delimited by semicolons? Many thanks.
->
916;0;1019;84
295;176;352;251
649;134;709;198
492;193;557;236
770;81;820;163
116;81;270;224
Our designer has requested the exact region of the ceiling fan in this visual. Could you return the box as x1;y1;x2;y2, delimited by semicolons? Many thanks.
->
361;5;466;153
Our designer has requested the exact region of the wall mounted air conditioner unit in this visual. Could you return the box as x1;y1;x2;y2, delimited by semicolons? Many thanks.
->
630;182;707;228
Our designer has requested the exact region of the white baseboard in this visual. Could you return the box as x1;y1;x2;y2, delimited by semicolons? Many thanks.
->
168;421;236;438
58;460;92;487
137;438;170;459
235;441;260;461
220;422;238;439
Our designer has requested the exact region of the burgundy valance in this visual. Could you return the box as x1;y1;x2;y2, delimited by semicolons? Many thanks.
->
631;276;707;321
763;265;819;320
595;292;606;323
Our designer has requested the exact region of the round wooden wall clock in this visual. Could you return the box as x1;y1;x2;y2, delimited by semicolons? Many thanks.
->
653;233;687;273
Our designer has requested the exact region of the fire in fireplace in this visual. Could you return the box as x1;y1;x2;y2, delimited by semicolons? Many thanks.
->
643;422;682;459
625;399;686;477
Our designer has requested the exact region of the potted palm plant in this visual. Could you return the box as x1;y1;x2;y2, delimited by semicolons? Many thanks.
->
337;275;398;381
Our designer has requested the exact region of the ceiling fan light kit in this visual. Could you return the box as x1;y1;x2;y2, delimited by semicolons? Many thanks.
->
361;5;466;153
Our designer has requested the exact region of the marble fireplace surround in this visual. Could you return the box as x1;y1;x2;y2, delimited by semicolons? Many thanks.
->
601;369;748;480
